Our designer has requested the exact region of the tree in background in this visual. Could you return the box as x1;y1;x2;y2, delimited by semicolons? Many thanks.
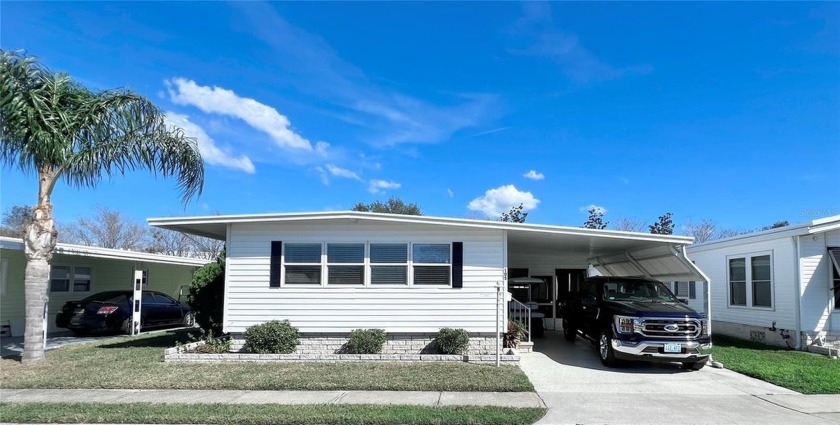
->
761;221;790;230
62;206;148;250
649;212;675;235
148;228;223;260
0;50;204;363
352;197;421;215
501;203;528;223
611;217;646;232
189;248;225;335
1;204;33;237
683;218;717;243
583;207;608;229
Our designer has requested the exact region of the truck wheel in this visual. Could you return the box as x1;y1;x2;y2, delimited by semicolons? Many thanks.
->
599;329;619;367
683;360;707;371
562;318;577;342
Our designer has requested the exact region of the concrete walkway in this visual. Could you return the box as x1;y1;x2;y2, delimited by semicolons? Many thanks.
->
522;332;840;424
0;388;546;409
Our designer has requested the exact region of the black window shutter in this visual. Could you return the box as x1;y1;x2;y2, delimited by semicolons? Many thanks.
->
270;241;282;287
452;242;463;288
689;281;696;299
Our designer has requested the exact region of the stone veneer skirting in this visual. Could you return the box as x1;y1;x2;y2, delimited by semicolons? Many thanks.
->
229;332;500;356
164;332;518;364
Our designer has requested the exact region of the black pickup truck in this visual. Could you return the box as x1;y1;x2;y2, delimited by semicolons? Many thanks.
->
561;276;711;370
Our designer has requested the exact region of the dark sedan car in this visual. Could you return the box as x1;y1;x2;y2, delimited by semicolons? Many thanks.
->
56;290;194;335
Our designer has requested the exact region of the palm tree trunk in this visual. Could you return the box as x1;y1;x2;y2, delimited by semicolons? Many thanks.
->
21;171;58;364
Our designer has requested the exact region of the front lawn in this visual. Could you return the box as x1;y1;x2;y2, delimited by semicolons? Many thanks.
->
0;331;533;392
0;403;547;425
712;335;840;394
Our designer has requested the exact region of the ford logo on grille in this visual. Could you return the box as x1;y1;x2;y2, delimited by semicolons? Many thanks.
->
664;324;680;332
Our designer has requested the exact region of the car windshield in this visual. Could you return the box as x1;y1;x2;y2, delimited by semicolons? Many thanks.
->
601;280;678;302
82;291;128;304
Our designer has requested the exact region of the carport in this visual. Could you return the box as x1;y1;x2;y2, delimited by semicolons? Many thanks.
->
504;226;709;338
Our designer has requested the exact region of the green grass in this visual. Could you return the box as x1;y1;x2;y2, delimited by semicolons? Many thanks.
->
0;331;533;392
0;403;546;425
712;335;840;394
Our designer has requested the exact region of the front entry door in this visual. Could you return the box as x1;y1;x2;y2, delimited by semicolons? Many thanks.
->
556;269;586;317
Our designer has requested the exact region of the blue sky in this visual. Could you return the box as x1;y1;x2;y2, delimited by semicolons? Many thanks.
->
2;1;838;233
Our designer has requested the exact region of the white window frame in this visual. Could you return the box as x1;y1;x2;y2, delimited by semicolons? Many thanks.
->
410;243;452;287
279;241;454;288
325;243;366;286
726;251;774;310
281;242;324;287
49;264;93;294
369;242;409;287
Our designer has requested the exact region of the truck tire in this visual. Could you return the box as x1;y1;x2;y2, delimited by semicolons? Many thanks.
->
683;360;707;371
562;318;577;342
599;329;619;367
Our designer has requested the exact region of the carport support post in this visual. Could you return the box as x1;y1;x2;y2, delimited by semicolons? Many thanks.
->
496;281;501;367
131;270;143;336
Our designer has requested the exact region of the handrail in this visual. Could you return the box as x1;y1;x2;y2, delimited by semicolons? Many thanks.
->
508;298;532;343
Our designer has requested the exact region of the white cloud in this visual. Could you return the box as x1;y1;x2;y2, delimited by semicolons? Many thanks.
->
235;4;499;146
165;112;255;174
580;204;608;215
325;164;361;181
523;169;545;180
368;179;401;194
166;78;327;153
447;188;454;198
467;185;540;218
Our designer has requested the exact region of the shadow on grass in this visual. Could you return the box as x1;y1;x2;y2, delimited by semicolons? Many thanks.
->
98;329;196;349
712;334;793;351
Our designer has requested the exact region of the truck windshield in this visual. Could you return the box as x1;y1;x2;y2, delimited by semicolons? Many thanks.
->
601;280;678;302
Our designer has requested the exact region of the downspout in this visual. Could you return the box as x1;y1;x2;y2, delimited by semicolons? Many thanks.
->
793;236;803;350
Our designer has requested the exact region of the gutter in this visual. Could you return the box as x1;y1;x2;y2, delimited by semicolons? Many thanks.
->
793;236;803;350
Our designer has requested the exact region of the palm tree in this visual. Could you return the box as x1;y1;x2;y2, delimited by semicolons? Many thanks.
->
0;50;204;364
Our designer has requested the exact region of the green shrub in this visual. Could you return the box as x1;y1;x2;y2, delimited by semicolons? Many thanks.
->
188;329;232;354
188;249;226;334
243;320;300;354
346;329;387;354
434;328;470;355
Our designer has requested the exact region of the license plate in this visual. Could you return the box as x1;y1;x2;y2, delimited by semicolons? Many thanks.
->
664;343;682;353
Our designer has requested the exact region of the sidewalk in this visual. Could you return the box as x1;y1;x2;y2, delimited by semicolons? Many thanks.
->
0;388;546;408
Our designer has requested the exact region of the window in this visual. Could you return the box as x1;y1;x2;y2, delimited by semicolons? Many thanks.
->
728;253;772;308
284;243;322;285
673;281;689;298
50;265;92;293
829;248;840;311
412;243;451;285
728;259;747;306
327;243;365;285
370;243;408;285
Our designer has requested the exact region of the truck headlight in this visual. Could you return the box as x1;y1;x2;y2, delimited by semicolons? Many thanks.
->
614;315;636;334
700;319;709;336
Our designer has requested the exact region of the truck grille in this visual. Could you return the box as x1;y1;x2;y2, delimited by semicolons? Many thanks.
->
640;318;701;338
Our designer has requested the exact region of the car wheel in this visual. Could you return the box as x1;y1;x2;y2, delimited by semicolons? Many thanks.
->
121;318;132;334
562;318;577;342
599;329;619;367
683;359;707;371
182;311;196;327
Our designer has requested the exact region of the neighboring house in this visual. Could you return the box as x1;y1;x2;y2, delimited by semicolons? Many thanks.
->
149;211;708;354
687;215;840;349
0;236;209;336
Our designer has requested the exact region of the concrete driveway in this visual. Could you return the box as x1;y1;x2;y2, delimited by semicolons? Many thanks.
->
522;331;840;425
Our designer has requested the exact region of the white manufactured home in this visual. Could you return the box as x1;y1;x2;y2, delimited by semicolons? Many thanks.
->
687;215;840;349
150;211;708;354
0;236;209;336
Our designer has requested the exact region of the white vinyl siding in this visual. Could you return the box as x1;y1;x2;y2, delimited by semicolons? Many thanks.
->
726;252;774;309
689;237;795;329
799;230;840;333
225;222;504;334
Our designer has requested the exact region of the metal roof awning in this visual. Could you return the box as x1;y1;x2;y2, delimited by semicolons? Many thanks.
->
588;244;709;282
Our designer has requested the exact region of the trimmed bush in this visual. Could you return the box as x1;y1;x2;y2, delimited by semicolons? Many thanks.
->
243;320;300;354
346;329;387;354
434;328;470;355
188;249;225;334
